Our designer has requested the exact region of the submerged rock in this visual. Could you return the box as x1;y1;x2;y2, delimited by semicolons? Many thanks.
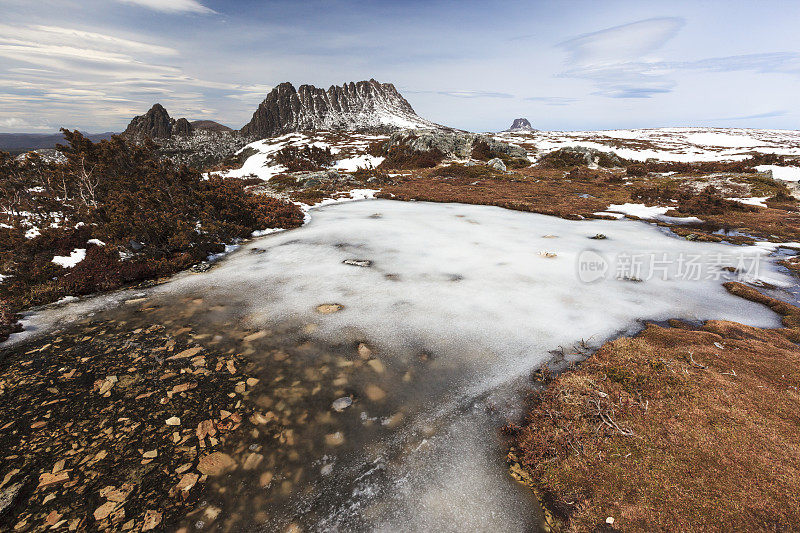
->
331;397;353;412
343;259;372;267
316;303;344;314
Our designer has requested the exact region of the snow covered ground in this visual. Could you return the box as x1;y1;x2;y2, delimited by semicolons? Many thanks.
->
219;131;388;181
495;127;800;164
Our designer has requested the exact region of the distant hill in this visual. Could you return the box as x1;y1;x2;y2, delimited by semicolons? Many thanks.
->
0;132;116;155
191;120;233;133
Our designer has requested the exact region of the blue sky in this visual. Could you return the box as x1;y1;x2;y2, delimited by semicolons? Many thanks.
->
1;0;799;133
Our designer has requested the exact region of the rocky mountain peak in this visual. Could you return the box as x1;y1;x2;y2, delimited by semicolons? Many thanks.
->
173;117;193;136
123;104;204;139
506;118;535;132
123;103;175;139
239;79;440;139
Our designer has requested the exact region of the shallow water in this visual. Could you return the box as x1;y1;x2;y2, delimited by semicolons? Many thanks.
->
4;199;792;532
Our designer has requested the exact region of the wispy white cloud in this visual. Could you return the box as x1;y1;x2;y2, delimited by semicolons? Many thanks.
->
715;110;787;121
113;0;215;14
560;17;685;66
558;17;684;98
406;89;514;99
525;96;578;106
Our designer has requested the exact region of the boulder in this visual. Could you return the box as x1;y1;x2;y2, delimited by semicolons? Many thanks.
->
487;158;507;171
384;130;527;160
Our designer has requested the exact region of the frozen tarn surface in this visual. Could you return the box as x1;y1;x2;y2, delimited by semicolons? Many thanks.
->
133;199;783;532
2;200;791;532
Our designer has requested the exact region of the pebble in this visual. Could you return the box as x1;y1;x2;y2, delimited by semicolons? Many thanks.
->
243;453;264;471
316;304;343;314
357;343;373;359
165;416;181;426
342;259;372;267
367;359;385;374
364;384;386;402
331;397;353;412
325;432;345;446
197;452;237;476
142;510;162;531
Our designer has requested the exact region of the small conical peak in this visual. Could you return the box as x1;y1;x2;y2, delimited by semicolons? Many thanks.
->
506;118;535;132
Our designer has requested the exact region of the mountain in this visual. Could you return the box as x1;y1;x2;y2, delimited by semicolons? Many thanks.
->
505;118;535;132
123;105;234;140
239;79;440;138
0;132;115;154
123;103;176;139
191;120;233;133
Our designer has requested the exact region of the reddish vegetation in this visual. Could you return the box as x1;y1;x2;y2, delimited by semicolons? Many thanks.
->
274;145;334;171
377;144;445;170
0;132;304;340
380;170;630;219
506;283;800;532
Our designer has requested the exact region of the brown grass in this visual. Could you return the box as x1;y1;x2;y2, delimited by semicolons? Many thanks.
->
506;283;800;532
379;168;800;241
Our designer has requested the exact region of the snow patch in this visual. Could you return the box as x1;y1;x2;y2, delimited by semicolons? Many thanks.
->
755;165;800;182
52;248;86;268
335;154;384;172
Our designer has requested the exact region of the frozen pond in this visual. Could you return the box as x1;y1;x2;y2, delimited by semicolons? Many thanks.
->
4;199;790;532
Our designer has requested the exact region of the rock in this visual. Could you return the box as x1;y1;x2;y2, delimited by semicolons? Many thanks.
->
165;416;181;426
544;146;627;168
383;130;527;160
37;471;69;489
197;452;236;476
93;501;117;521
142;510;162;531
365;384;386;402
325;432;345;446
196;419;216;440
316;304;343;314
44;510;61;526
168;346;202;360
243;331;267;342
367;359;385;374
290;170;344;188
0;483;23;516
357;343;373;359
243;453;263;471
343;259;372;267
259;471;273;488
142;450;157;459
487;158;506;171
172;473;199;495
331;397;352;412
